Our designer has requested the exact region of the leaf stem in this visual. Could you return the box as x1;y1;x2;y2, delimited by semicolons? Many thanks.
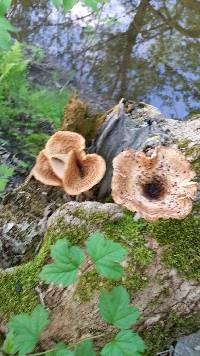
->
29;332;107;355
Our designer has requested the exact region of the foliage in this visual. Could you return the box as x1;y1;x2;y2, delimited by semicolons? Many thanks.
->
99;286;140;329
39;239;85;287
0;163;14;194
0;42;68;169
52;0;106;13
101;330;145;356
86;232;127;280
0;0;16;50
6;305;49;356
4;232;145;355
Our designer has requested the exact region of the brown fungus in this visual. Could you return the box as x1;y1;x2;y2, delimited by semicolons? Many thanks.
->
62;150;106;195
32;150;62;186
32;131;106;194
111;146;197;221
45;131;85;155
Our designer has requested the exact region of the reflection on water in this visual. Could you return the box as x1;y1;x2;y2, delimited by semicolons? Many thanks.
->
10;0;200;119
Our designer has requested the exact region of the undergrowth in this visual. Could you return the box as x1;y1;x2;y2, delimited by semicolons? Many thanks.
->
0;42;69;194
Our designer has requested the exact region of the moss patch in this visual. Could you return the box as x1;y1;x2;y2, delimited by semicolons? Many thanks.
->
143;312;200;355
148;207;200;280
77;212;154;302
192;158;200;176
0;218;88;319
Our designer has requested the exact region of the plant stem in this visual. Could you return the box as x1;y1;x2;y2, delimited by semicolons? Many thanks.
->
29;332;107;355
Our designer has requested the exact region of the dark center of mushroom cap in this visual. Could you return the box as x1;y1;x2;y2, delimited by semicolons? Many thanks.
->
142;177;165;200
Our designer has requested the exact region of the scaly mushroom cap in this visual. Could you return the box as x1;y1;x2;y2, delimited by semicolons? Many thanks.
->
112;146;197;221
32;150;62;187
62;150;106;195
45;131;85;155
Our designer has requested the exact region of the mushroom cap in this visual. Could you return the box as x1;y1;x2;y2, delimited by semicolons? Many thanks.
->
62;150;106;195
32;150;62;186
45;131;85;156
112;146;197;221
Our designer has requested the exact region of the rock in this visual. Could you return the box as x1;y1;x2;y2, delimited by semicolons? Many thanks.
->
0;179;69;269
89;99;200;198
174;330;200;355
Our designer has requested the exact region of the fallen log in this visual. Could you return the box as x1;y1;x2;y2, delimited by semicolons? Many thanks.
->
0;98;200;355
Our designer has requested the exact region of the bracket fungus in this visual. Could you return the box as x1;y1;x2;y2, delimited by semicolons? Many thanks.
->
112;146;197;221
32;131;106;195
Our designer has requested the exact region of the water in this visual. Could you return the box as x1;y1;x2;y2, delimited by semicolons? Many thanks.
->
10;0;200;119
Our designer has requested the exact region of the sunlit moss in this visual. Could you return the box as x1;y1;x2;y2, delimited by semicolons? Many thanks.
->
148;205;200;280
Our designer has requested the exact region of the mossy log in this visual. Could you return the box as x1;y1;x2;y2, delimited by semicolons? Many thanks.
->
0;98;200;355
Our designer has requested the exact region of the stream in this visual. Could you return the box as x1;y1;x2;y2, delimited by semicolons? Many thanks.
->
9;0;200;119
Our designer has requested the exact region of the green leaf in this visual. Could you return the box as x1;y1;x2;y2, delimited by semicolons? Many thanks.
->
8;305;49;356
75;340;96;355
52;0;63;9
46;342;74;355
39;239;85;287
0;17;16;32
0;0;12;15
0;29;11;50
3;331;15;355
99;286;140;329
63;0;77;13
83;0;106;12
85;233;127;280
83;0;98;12
101;330;145;356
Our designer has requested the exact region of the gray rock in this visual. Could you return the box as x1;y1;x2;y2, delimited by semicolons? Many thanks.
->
174;330;200;355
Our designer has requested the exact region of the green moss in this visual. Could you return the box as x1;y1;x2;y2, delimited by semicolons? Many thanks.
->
143;312;200;355
177;138;190;149
0;262;39;319
43;218;88;247
149;208;200;280
0;218;88;320
192;158;200;176
76;270;100;302
73;209;109;226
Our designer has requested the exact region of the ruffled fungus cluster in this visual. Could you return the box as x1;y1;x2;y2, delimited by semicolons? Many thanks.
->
112;146;197;221
32;131;106;195
32;129;197;221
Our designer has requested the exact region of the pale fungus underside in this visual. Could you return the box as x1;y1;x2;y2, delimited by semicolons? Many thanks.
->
112;146;197;221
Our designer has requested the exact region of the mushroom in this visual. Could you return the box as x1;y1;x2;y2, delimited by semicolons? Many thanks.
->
32;130;106;194
111;146;197;221
62;150;106;195
32;150;62;186
45;131;85;155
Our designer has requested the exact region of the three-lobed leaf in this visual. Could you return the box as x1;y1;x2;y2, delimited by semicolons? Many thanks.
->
45;342;74;355
101;330;145;356
7;305;49;356
75;340;96;355
99;286;140;329
39;239;85;287
85;233;127;280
